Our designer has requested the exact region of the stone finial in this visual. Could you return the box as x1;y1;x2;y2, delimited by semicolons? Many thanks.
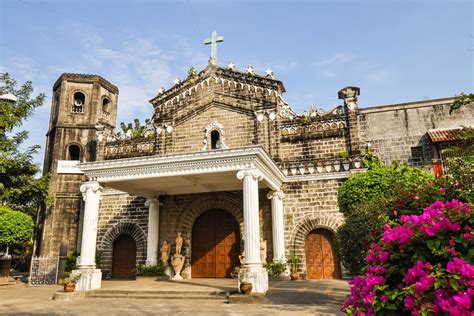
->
338;86;360;111
265;68;274;78
158;87;165;94
246;65;255;74
173;78;181;85
227;62;236;70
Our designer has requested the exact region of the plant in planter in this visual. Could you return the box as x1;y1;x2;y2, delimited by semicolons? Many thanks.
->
288;254;300;280
63;271;81;292
264;260;287;277
232;265;252;294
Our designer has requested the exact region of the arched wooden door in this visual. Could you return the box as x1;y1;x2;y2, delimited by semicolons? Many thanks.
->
305;229;341;279
112;234;137;280
192;209;240;278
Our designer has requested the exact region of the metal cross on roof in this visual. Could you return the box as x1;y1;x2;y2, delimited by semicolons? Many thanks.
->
204;31;224;64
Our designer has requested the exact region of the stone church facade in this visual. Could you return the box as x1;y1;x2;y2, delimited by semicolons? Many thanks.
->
36;61;472;292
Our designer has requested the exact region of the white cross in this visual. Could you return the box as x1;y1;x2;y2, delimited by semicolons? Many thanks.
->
204;31;224;64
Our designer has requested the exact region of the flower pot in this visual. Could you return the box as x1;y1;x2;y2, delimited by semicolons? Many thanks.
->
290;272;300;280
240;282;253;294
64;282;75;292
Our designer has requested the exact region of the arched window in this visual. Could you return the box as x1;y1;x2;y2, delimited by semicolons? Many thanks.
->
68;144;81;160
72;92;85;113
102;97;111;116
211;130;220;149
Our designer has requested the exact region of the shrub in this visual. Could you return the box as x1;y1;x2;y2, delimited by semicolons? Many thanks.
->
264;260;287;277
338;163;435;217
0;206;34;250
336;206;386;276
342;200;473;315
135;262;166;276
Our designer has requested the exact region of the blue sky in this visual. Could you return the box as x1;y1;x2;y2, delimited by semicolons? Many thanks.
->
1;0;472;166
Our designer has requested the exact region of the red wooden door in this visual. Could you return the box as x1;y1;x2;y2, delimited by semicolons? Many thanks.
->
192;209;240;278
112;235;137;280
305;230;341;279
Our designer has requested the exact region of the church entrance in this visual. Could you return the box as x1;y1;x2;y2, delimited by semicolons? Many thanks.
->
112;234;137;280
304;229;341;279
191;209;240;278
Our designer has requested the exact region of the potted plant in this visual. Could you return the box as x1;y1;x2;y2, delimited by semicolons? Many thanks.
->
288;254;300;280
232;265;252;294
63;271;81;292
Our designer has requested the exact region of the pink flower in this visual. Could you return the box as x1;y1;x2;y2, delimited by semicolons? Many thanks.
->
404;295;414;309
439;187;446;195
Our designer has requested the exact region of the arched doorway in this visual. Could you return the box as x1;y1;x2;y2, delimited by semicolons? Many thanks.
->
112;234;137;280
305;229;341;279
192;209;240;278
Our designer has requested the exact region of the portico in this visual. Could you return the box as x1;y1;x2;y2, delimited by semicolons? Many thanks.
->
75;146;287;293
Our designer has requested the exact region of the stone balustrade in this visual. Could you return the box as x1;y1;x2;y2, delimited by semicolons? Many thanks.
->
278;156;363;176
104;138;156;160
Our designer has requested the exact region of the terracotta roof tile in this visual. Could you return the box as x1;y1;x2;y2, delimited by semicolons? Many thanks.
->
428;127;466;143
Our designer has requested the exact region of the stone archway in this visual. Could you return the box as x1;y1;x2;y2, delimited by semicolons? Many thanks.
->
98;221;147;278
289;213;344;277
175;192;244;278
191;209;240;278
304;228;341;279
112;234;137;279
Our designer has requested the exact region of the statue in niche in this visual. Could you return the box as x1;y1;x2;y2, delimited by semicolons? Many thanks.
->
160;240;170;266
260;238;267;265
175;232;183;255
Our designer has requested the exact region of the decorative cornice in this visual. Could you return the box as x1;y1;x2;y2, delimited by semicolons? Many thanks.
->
79;146;285;191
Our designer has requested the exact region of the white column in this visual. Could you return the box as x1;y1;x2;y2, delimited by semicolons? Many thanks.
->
75;180;102;292
237;169;268;293
145;198;160;266
78;181;102;268
267;191;287;263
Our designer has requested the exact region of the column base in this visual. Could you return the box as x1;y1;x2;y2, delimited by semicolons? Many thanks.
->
240;265;268;293
74;269;102;292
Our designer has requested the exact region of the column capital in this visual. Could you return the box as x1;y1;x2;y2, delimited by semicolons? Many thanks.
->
80;181;102;200
145;198;160;208
237;168;263;181
267;190;285;200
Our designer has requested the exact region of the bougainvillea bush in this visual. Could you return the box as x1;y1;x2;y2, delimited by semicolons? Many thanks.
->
342;199;473;315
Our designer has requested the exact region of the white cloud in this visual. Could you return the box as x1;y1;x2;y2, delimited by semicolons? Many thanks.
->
312;53;355;67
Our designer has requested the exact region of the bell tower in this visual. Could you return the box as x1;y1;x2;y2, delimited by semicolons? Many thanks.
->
37;73;119;260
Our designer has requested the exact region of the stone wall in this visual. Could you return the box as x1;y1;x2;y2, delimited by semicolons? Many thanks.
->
359;98;473;166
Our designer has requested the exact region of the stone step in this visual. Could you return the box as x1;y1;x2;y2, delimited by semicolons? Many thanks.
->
87;289;236;302
90;289;233;295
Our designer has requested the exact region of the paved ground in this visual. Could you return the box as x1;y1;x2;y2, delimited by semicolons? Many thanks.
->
0;278;349;315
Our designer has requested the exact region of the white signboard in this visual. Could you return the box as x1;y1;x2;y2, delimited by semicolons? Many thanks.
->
57;160;84;174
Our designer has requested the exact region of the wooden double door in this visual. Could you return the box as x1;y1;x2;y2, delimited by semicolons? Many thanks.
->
192;209;240;278
112;234;137;280
305;229;341;279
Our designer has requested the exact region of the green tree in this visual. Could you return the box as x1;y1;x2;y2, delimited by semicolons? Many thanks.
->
119;118;150;139
0;206;34;252
0;73;52;217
